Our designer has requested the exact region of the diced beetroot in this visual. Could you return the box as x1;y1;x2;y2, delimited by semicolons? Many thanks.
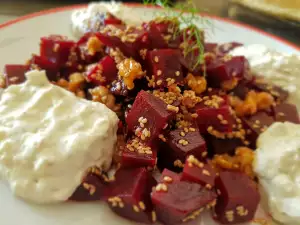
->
250;77;289;102
206;56;250;86
181;155;216;189
151;179;217;224
158;169;181;183
29;55;60;81
4;64;29;86
104;14;123;26
195;95;234;133
230;79;250;99
214;171;260;224
242;111;274;147
126;90;175;144
96;25;150;59
205;43;217;53
105;168;157;224
180;46;203;74
146;49;184;88
69;172;107;202
121;138;157;168
86;56;117;86
215;42;243;56
40;35;76;66
273;103;300;124
206;134;243;156
157;124;207;171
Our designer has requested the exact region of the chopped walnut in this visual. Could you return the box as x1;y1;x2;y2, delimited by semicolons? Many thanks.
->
221;78;238;91
256;92;275;110
89;86;120;112
185;73;207;95
212;146;255;179
181;90;201;108
69;72;85;92
87;36;103;55
117;58;144;90
231;90;274;117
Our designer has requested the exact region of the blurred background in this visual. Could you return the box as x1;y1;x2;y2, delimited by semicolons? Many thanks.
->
0;0;299;45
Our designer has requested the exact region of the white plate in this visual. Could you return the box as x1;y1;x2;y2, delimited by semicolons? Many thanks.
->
0;3;298;225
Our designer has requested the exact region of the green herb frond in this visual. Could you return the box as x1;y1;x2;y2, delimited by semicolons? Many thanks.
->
143;0;213;71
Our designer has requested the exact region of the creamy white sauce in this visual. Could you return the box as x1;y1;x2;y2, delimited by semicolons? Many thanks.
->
0;70;119;204
230;44;300;110
254;122;300;225
71;2;141;38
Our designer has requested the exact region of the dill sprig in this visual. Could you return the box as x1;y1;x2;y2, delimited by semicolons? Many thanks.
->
143;0;212;71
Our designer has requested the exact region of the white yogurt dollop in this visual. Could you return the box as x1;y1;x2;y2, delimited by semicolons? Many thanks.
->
0;70;119;203
230;44;300;110
254;122;300;225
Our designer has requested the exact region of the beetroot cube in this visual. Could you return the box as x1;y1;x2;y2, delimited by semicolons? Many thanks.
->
121;138;157;168
126;90;175;144
206;134;243;156
180;46;203;74
195;95;234;133
69;172;107;202
273;103;300;124
40;35;76;66
4;64;29;86
96;25;150;59
181;155;216;189
146;49;184;88
86;56;117;86
158;169;181;183
157;125;207;171
214;171;260;224
29;55;60;81
105;168;157;224
206;56;250;86
151;179;217;224
242;111;274;147
215;42;243;56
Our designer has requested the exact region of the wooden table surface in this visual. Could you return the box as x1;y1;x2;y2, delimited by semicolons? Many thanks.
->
0;0;299;47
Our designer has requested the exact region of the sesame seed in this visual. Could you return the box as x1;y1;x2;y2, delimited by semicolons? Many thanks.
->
175;71;181;76
278;112;285;116
203;170;211;176
156;79;163;85
174;159;184;168
139;201;146;210
191;113;198;118
189;128;196;132
155;183;168;192
184;127;189;132
202;151;208;157
217;189;221;195
217;114;224;120
180;132;186;137
255;120;261;124
163;176;173;183
167;104;179;113
133;205;140;212
154;56;159;63
157;70;162;76
119;202;125;208
205;184;212;189
152;211;157;222
221;120;228;125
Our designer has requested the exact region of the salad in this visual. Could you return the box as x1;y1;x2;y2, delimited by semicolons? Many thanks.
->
1;2;299;225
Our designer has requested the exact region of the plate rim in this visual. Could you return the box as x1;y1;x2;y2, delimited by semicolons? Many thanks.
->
0;2;299;51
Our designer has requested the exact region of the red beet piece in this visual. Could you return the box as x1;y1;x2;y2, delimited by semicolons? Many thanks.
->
215;42;243;56
206;56;250;86
181;155;216;189
159;125;207;170
40;35;76;66
86;56;117;86
195;95;234;133
250;77;289;102
104;14;123;26
146;49;184;88
158;169;181;183
29;55;60;81
121;137;157;168
96;25;150;59
273;103;300;124
126;90;175;144
151;179;217;224
180;46;204;74
214;171;260;224
69;172;107;202
105;168;157;224
4;64;29;86
206;134;243;156
242;111;274;147
205;43;218;53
